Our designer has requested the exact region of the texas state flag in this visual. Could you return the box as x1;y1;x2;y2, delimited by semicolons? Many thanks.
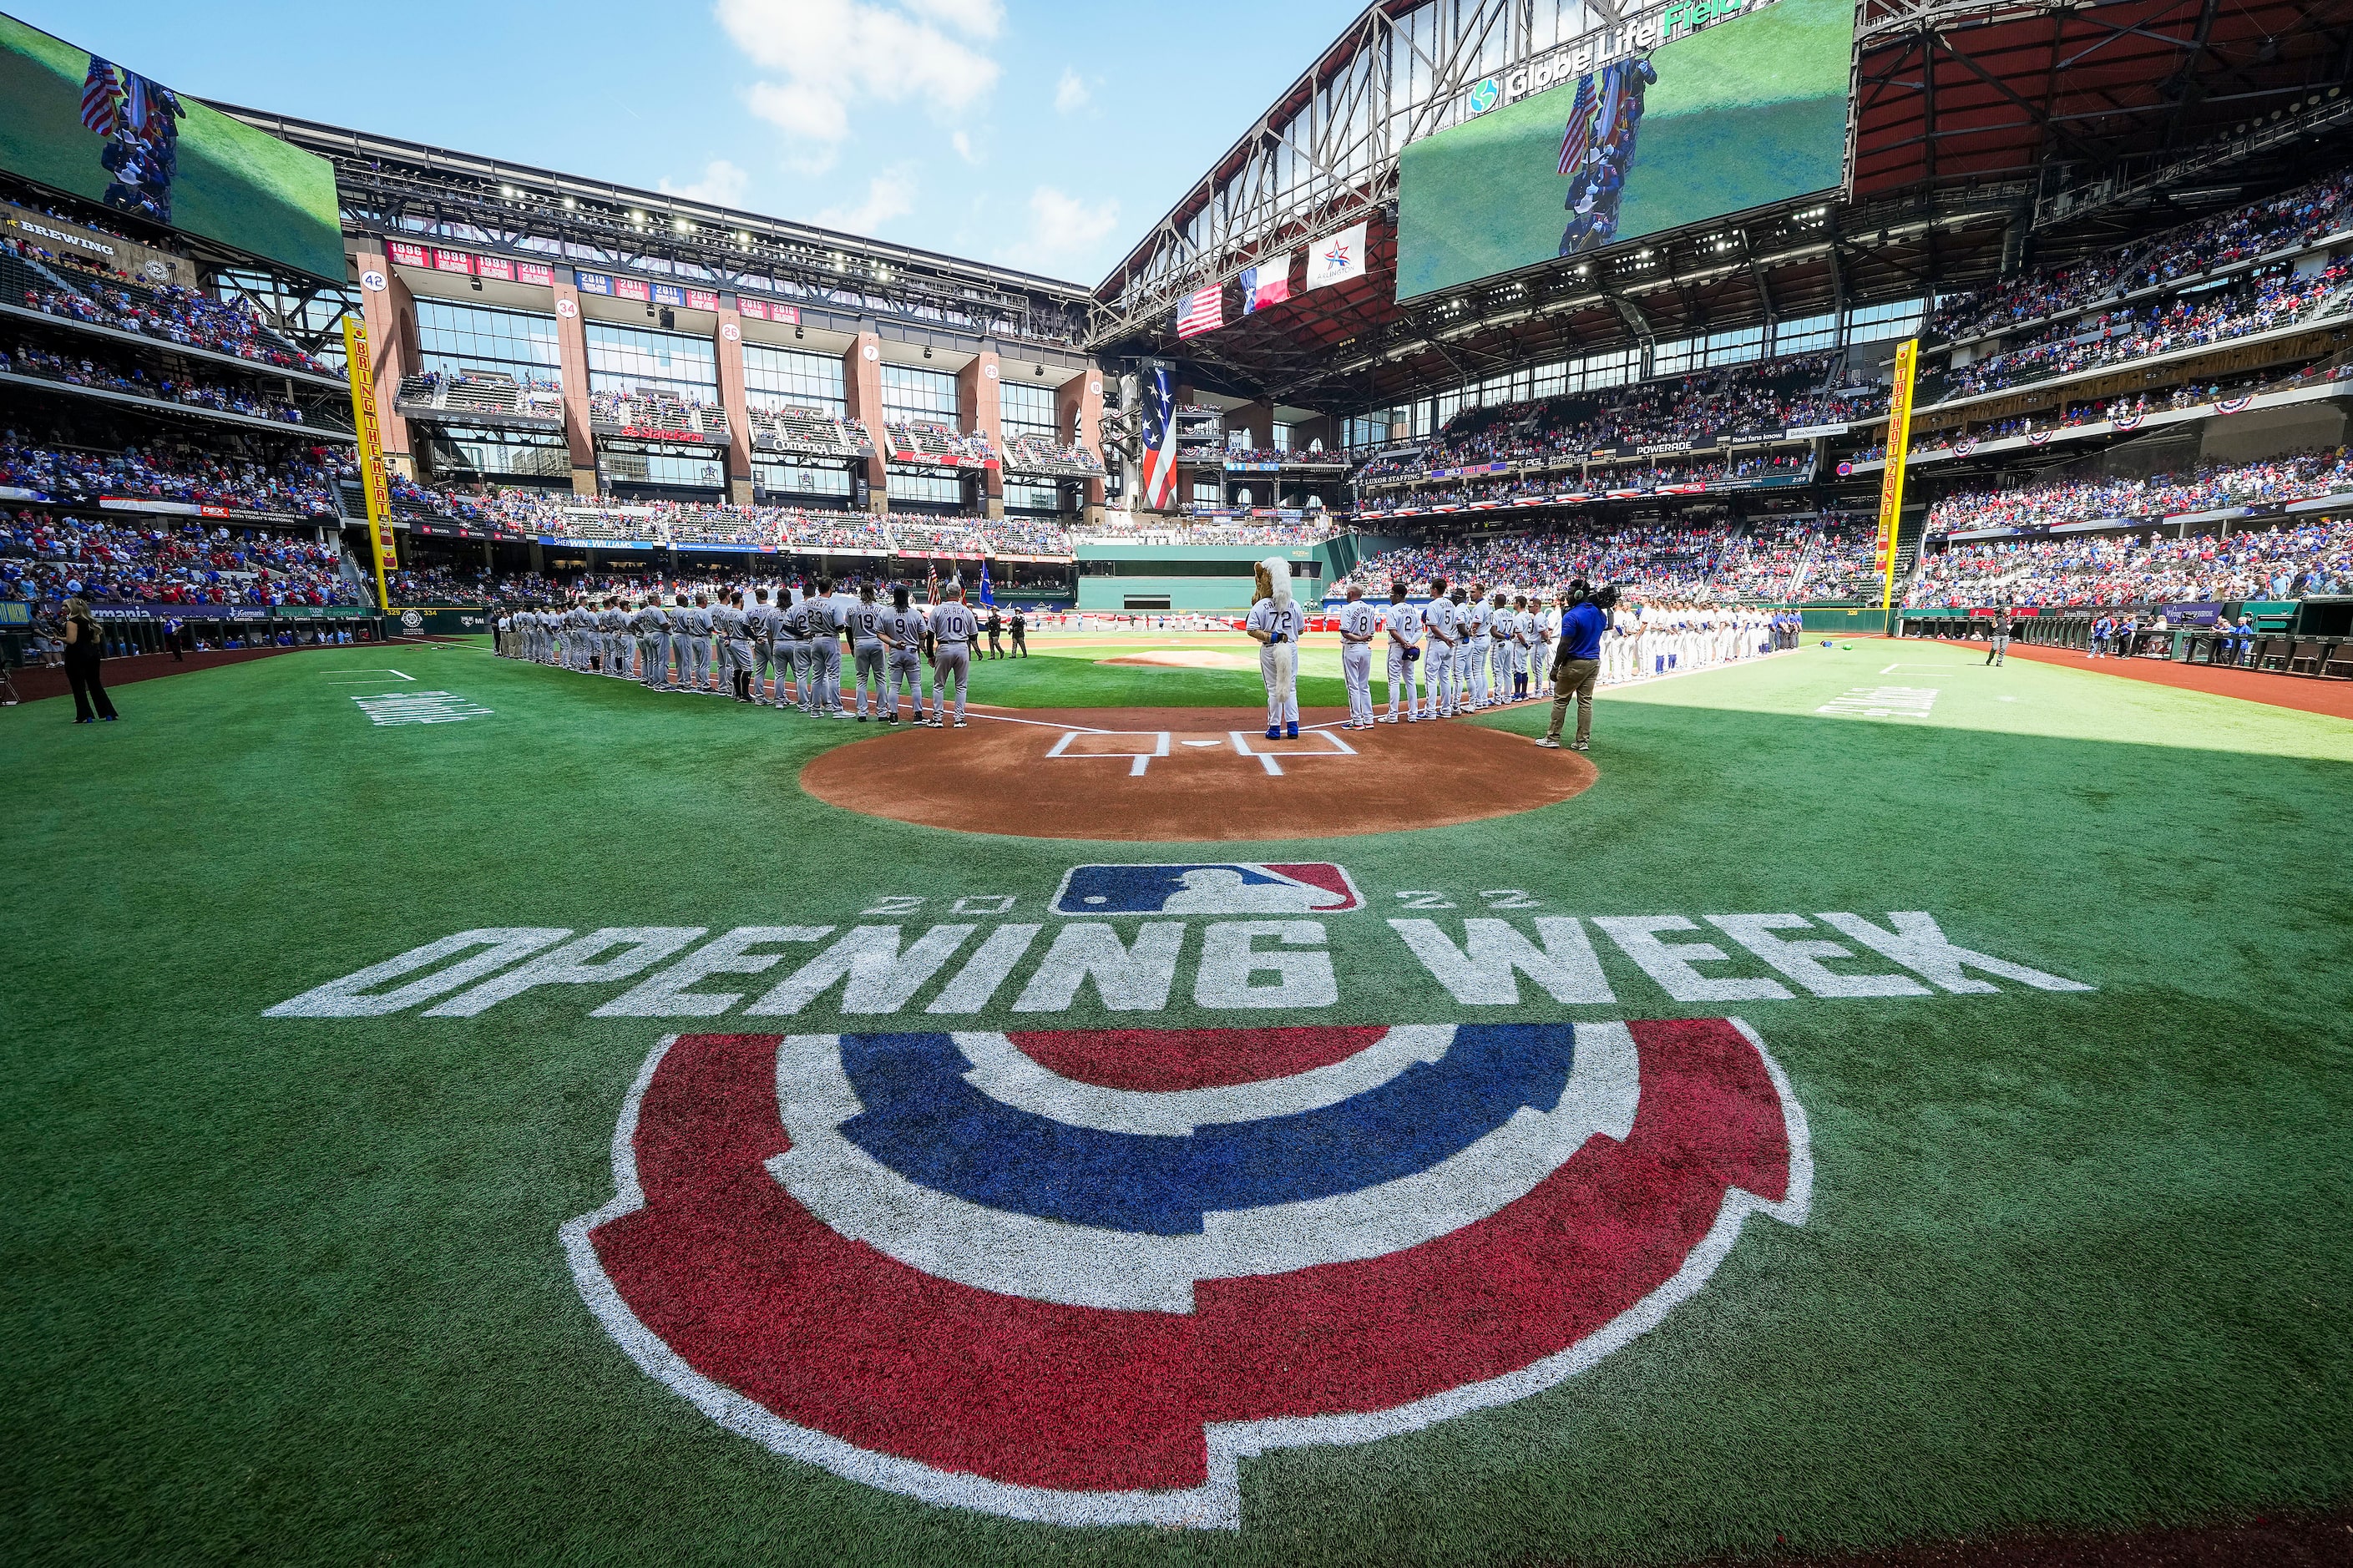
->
1238;257;1293;316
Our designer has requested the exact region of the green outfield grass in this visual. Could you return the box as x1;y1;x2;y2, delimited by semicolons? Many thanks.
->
3;635;2348;1565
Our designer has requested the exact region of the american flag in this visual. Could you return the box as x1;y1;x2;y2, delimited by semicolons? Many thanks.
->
1174;284;1223;340
1557;73;1596;176
81;58;122;136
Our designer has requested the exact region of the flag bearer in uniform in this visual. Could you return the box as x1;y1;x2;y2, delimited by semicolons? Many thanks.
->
1337;584;1378;730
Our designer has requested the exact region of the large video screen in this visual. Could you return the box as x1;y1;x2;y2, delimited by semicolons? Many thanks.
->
0;13;343;281
1394;0;1852;301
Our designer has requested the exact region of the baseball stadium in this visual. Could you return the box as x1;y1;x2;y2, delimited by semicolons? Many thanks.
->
4;1;2352;1564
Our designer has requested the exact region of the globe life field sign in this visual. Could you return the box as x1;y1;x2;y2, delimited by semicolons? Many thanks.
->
1394;0;1854;302
0;12;343;282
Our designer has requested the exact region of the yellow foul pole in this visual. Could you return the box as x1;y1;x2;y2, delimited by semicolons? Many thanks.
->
341;316;397;616
1875;336;1920;615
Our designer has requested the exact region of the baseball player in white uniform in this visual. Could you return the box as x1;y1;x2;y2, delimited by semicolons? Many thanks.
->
1489;593;1516;702
1419;577;1457;720
1245;557;1306;739
1383;581;1424;723
927;586;978;726
1461;589;1491;711
1337;584;1379;730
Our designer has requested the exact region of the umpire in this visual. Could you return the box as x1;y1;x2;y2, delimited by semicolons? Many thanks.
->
1538;581;1611;752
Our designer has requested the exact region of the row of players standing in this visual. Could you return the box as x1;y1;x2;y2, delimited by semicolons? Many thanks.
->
495;580;994;726
1319;581;1789;727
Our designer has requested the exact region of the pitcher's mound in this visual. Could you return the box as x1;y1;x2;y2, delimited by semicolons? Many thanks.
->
1100;650;1259;670
801;706;1596;840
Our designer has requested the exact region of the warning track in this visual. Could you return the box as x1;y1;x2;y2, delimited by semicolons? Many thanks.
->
798;706;1598;840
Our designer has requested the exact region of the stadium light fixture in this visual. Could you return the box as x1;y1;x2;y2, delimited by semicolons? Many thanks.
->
564;196;577;211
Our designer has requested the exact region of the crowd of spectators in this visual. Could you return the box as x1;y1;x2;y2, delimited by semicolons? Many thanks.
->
2;509;360;607
1354;452;1816;515
1935;263;2346;402
387;478;1076;557
1353;352;1886;493
0;435;351;517
1335;517;1872;604
1930;167;2353;345
1908;516;2353;606
0;341;310;423
1085;516;1335;547
8;240;327;373
1925;449;2353;535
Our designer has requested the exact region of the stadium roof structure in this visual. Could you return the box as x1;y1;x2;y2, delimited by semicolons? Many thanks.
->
1087;0;2353;416
212;105;1098;357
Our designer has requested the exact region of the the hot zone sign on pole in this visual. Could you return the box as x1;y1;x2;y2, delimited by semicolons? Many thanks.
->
341;316;397;615
1875;336;1919;612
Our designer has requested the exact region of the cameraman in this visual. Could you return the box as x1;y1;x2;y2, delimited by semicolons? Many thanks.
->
1538;581;1612;753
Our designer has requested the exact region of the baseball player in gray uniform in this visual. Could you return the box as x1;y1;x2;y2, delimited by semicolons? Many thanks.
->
631;598;664;688
600;599;627;676
927;586;978;726
1337;584;1379;730
719;592;753;701
1418;577;1455;720
846;584;888;720
690;594;720;693
804;578;845;716
883;584;924;724
778;589;815;712
745;589;779;704
1384;581;1424;722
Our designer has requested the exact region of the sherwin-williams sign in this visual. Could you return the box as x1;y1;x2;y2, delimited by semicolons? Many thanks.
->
1394;0;1852;301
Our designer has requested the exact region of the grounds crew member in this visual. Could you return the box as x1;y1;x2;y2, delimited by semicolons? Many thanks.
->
1539;581;1612;753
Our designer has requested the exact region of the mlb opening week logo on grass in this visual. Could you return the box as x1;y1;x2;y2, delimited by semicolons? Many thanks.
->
11;0;2353;1561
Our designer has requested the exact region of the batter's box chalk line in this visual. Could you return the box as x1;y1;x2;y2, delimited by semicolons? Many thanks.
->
1045;728;1359;777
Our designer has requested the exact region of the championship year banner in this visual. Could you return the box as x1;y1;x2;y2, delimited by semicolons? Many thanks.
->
342;317;398;615
1875;337;1919;611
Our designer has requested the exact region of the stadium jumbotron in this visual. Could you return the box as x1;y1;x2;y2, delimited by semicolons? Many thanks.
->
6;0;2353;1560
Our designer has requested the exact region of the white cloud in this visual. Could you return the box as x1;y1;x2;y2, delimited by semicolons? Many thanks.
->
951;129;979;164
817;169;918;235
1053;68;1090;114
717;0;1001;154
658;159;751;206
1004;185;1120;271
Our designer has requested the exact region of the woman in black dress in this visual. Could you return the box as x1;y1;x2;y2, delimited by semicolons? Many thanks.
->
61;598;119;724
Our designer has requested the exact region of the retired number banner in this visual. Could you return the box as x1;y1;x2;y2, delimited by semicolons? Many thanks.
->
1875;336;1919;611
342;317;398;615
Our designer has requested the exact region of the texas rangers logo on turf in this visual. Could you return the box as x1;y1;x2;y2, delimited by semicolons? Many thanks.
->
562;1019;1811;1528
1050;862;1364;915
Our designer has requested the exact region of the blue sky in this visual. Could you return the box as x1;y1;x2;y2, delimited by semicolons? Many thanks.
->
16;0;1354;285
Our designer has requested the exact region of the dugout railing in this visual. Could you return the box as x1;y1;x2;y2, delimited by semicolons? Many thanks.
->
1896;610;2353;675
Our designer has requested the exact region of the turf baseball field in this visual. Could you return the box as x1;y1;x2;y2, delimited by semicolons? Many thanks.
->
4;630;2349;1565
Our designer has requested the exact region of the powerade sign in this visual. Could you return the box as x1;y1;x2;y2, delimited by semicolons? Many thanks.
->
1461;0;1778;118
